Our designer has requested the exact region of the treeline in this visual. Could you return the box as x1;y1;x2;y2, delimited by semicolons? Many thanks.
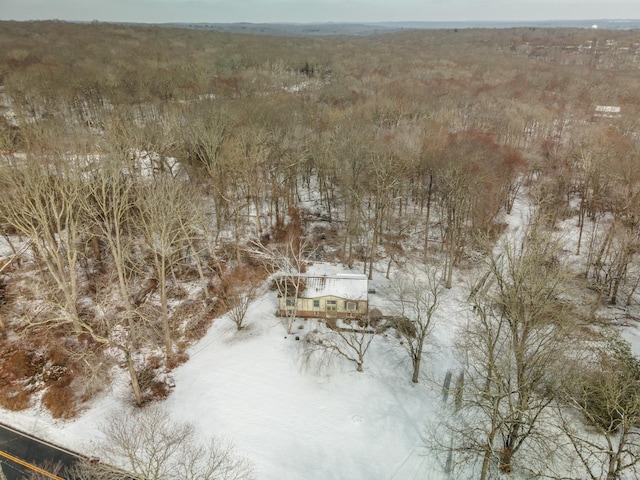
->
0;21;639;418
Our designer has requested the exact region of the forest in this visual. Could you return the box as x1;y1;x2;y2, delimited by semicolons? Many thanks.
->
1;20;640;479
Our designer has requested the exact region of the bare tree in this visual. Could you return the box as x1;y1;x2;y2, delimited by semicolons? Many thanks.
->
84;406;254;480
61;460;133;480
82;151;138;311
362;150;402;280
438;163;472;289
557;333;640;480
300;282;378;374
0;152;89;333
97;308;159;407
222;274;259;331
250;237;314;334
388;264;442;383
137;174;206;362
301;321;377;373
447;224;573;478
181;102;232;233
435;131;521;288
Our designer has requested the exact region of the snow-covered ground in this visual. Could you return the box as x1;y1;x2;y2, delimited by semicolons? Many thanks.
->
3;184;640;480
166;292;446;480
2;258;470;479
0;186;523;480
0;237;14;258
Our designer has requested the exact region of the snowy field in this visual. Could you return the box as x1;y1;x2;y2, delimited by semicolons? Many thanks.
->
163;286;457;480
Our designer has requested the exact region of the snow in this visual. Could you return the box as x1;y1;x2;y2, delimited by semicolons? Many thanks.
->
3;176;640;480
1;258;466;479
0;237;12;257
171;305;413;478
300;273;369;301
161;277;473;480
0;189;518;480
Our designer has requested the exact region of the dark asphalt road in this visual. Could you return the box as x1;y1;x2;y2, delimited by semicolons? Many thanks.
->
0;422;80;480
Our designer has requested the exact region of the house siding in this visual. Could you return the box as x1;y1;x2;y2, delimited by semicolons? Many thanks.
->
277;275;369;320
279;297;368;318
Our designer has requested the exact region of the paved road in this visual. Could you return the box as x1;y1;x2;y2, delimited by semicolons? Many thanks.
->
0;422;80;480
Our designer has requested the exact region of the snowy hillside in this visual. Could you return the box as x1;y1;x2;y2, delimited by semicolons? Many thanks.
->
3;181;640;480
2;261;471;480
0;190;526;479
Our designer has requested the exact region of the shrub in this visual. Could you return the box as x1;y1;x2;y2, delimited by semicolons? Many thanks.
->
166;351;189;370
0;347;43;380
137;365;176;403
0;386;30;411
42;384;77;419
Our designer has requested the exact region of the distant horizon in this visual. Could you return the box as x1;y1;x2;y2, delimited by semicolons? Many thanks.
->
3;0;640;25
16;18;640;33
7;18;640;26
5;18;640;24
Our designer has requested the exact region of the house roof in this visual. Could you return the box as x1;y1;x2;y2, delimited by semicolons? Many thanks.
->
301;274;368;301
594;105;621;118
595;105;621;113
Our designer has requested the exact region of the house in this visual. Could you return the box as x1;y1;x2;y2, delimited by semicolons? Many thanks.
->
593;105;621;119
277;273;368;320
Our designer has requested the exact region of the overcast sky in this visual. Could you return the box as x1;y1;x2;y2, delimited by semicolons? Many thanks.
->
2;0;640;24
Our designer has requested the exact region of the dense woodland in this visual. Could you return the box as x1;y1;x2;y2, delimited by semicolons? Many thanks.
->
1;21;640;478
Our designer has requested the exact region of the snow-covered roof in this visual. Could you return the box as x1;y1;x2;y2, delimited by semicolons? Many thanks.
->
594;105;621;118
301;274;368;301
595;105;620;113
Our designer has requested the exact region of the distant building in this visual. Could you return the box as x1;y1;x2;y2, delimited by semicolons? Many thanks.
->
277;274;368;320
593;105;621;119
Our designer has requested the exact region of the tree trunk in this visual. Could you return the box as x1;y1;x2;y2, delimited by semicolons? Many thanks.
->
480;445;492;480
368;228;376;281
606;451;617;480
499;446;513;473
253;196;263;236
445;243;455;289
159;267;173;362
234;207;242;266
592;222;615;283
126;350;144;406
610;245;631;305
411;358;420;383
91;234;101;263
423;172;433;262
576;194;585;256
412;347;422;383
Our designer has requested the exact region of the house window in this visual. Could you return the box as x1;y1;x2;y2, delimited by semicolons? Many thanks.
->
313;299;320;308
286;298;295;307
346;301;357;311
327;300;337;305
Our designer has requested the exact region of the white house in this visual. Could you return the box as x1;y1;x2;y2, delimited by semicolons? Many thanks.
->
594;105;621;119
277;273;368;320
